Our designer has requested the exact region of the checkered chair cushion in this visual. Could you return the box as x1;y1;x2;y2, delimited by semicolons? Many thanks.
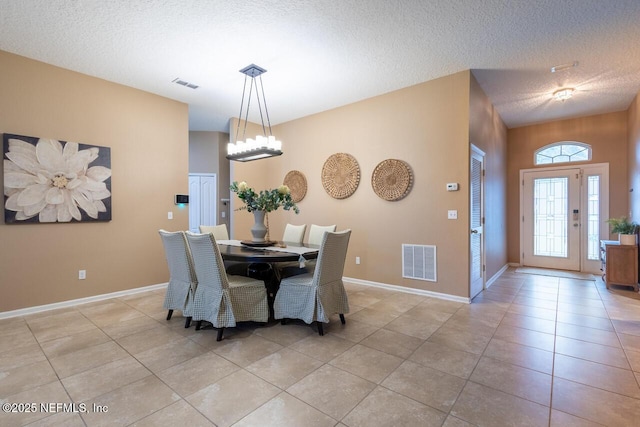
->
274;229;351;324
158;230;197;315
186;232;268;328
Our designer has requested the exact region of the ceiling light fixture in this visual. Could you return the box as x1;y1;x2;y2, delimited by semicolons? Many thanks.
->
226;64;283;162
553;88;575;101
550;61;579;73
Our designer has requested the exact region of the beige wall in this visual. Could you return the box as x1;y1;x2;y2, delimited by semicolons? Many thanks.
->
507;111;629;263
469;73;508;280
231;71;486;299
189;131;231;228
629;92;640;224
0;51;189;312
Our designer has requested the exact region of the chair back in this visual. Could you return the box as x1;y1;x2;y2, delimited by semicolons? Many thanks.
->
313;229;351;286
185;232;229;292
158;230;197;286
308;224;337;245
199;224;229;240
282;223;306;245
158;230;198;298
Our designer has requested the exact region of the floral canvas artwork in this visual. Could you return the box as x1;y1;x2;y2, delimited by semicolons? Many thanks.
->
3;133;112;223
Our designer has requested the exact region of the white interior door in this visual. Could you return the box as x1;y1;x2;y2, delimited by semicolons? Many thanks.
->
470;146;484;298
188;174;217;233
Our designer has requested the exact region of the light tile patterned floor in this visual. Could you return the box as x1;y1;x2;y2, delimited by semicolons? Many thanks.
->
1;268;640;426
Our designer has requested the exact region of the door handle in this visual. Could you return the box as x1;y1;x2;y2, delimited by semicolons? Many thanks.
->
471;229;478;234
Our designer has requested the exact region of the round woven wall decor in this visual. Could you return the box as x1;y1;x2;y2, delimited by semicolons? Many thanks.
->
321;153;360;199
283;170;307;203
371;159;413;201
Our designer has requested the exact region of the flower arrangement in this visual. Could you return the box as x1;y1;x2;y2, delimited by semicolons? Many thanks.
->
230;181;300;214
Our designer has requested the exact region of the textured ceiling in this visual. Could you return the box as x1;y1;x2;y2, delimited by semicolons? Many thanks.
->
1;0;640;131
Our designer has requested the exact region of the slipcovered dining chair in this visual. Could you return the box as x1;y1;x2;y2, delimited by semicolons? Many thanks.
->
276;224;308;279
185;232;268;341
282;223;306;245
308;224;337;245
280;223;337;278
199;224;229;240
274;229;351;336
158;230;197;328
201;224;248;275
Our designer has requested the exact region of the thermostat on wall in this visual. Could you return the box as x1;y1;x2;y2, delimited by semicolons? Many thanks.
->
446;183;459;192
175;194;189;204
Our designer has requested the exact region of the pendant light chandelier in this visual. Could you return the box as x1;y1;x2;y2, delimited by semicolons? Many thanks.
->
226;64;283;162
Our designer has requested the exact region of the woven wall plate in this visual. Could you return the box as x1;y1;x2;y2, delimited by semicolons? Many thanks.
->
321;153;360;199
371;159;413;201
283;170;307;203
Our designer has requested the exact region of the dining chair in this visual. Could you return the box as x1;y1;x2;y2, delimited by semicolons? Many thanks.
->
274;229;351;336
200;224;249;275
282;223;306;245
280;223;337;278
158;230;197;328
185;232;269;341
308;224;337;245
199;224;229;240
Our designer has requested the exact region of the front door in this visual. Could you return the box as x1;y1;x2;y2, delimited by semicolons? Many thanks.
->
521;164;609;272
522;169;581;270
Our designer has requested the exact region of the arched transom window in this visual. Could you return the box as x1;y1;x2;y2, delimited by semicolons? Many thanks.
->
534;142;591;165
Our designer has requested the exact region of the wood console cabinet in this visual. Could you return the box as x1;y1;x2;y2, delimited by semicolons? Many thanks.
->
600;240;639;292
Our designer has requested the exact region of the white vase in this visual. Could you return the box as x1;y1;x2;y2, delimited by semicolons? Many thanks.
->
251;210;268;242
619;234;637;245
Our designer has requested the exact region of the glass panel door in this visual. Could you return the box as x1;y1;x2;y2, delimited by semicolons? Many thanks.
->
523;169;580;270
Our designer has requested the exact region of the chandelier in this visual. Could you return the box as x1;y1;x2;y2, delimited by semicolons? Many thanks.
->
226;64;283;162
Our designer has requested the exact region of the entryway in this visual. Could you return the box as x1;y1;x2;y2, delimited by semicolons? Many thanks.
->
520;164;609;274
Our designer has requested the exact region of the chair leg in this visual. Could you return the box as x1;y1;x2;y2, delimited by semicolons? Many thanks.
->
216;328;224;342
339;314;346;325
166;309;173;320
317;321;324;336
184;317;192;328
195;320;203;331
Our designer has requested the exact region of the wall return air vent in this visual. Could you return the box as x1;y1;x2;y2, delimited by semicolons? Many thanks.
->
402;244;437;282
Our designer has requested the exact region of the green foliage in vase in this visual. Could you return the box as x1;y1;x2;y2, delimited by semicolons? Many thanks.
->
230;181;300;214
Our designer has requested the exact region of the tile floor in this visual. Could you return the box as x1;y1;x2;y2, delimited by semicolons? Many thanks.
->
1;268;640;426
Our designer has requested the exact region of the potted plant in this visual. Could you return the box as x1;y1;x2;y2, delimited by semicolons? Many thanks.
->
606;217;639;245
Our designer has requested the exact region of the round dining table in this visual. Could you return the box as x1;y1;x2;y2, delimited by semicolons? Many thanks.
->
218;242;319;263
218;241;319;320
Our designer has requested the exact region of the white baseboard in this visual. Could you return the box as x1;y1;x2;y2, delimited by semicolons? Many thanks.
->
508;262;521;267
0;283;168;320
343;277;471;304
485;264;510;289
5;273;502;320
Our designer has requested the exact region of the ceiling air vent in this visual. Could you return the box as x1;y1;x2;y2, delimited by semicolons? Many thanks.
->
402;244;437;282
172;78;199;89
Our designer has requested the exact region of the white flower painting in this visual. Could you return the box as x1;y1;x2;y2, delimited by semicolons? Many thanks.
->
3;134;112;223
